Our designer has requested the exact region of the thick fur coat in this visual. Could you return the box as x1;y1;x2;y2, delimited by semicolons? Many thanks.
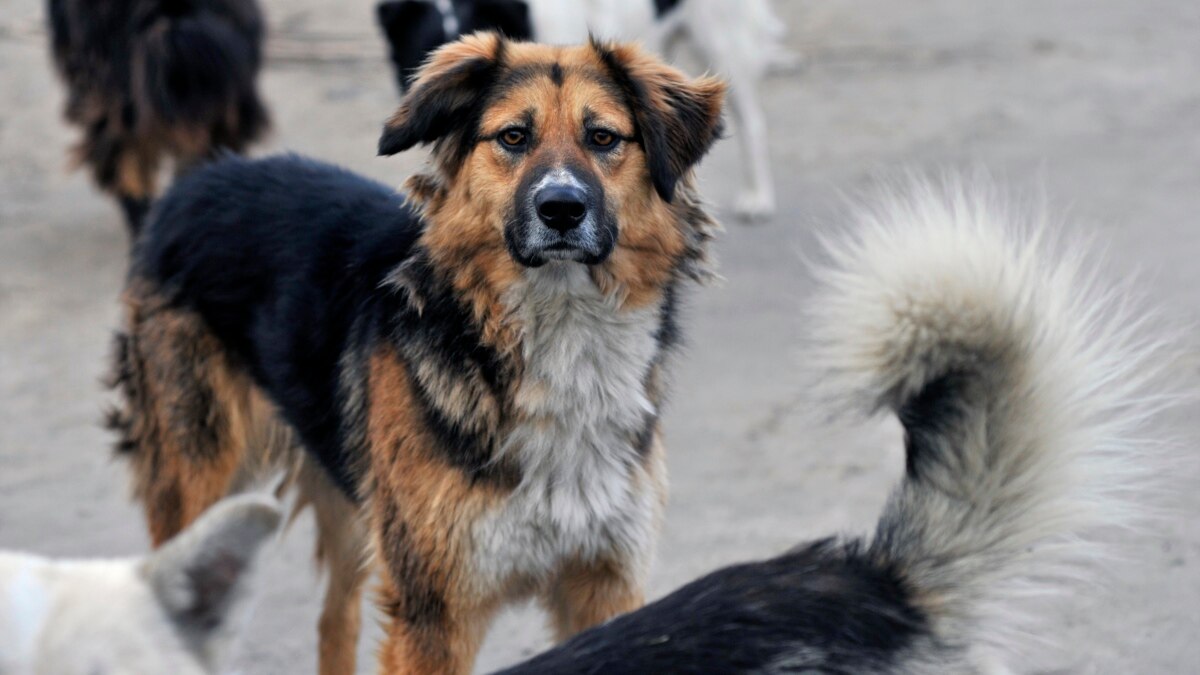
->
110;35;724;674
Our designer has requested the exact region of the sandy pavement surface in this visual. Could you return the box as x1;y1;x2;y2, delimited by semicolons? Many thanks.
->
1;0;1198;672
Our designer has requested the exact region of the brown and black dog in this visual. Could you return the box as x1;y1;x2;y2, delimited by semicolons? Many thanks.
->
48;0;269;232
107;34;724;674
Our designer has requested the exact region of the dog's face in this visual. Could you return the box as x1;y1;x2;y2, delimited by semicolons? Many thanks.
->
473;55;642;267
379;34;725;286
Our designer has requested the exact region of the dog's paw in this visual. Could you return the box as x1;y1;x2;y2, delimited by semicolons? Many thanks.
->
732;189;776;222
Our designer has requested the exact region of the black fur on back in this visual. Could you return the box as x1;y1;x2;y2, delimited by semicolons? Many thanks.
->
134;0;266;132
47;0;269;232
134;155;423;496
132;154;521;498
496;538;929;674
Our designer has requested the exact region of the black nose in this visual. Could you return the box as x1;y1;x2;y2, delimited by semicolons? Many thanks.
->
535;185;588;233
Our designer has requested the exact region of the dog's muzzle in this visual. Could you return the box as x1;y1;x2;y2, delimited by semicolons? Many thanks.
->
506;168;615;267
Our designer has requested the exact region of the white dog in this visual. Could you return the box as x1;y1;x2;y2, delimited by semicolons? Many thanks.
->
0;495;280;675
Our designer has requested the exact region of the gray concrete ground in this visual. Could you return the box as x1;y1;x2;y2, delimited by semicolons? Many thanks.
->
2;0;1198;672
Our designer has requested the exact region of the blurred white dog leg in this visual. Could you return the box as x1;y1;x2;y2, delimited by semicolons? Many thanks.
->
728;77;776;220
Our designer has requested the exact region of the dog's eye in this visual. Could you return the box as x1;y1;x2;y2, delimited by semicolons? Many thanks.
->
499;129;528;149
589;130;618;149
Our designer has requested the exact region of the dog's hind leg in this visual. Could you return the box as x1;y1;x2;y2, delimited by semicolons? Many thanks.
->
295;462;372;675
108;282;252;546
111;140;158;235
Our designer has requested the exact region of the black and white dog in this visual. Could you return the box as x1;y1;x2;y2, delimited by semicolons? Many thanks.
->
376;0;793;220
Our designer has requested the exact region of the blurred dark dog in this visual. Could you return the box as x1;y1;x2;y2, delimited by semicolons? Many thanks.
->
47;0;270;233
376;0;532;91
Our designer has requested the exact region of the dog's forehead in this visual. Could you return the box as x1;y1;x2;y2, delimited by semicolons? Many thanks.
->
482;44;632;132
502;41;603;70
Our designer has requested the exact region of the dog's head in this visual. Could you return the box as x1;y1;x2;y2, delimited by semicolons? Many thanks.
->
379;34;725;286
376;0;533;92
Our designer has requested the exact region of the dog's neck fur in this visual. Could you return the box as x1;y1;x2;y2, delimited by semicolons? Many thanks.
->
504;262;662;489
393;176;719;455
470;262;668;587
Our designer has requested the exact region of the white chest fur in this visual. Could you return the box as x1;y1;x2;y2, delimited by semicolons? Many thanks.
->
470;264;665;590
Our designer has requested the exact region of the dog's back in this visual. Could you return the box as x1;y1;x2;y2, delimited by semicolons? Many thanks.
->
118;154;421;503
47;0;270;231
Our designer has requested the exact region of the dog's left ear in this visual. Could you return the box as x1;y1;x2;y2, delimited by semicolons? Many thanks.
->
378;32;505;162
143;495;281;639
594;39;727;203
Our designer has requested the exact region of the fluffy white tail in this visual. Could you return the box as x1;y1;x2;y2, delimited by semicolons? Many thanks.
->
807;177;1177;659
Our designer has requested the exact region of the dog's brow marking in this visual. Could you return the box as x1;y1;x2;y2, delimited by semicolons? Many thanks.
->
498;64;613;92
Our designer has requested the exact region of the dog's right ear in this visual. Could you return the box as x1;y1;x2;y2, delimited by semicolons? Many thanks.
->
378;32;505;163
143;495;281;641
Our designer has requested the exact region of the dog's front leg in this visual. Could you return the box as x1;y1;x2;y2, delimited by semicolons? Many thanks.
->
375;567;497;675
542;557;646;641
